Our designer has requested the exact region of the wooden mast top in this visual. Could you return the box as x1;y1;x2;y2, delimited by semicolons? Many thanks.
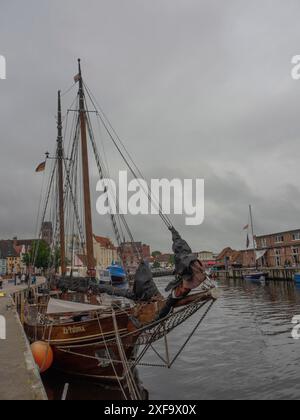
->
77;59;95;277
57;90;66;276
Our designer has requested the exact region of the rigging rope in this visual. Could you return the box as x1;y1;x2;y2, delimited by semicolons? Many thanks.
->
83;81;173;230
84;106;142;262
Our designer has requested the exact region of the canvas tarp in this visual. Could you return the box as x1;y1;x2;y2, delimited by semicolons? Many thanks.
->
46;298;102;314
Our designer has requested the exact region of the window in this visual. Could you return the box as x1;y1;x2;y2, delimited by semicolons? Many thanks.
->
274;249;281;267
275;235;284;243
292;232;300;241
261;238;267;248
292;247;299;264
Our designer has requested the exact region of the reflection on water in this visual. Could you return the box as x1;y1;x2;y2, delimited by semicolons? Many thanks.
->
43;277;300;400
43;369;148;400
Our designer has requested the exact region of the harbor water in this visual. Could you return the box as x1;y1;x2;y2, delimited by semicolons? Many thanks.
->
43;276;300;400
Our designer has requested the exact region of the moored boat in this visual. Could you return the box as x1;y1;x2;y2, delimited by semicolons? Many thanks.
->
243;271;266;283
107;263;127;288
243;206;268;284
294;273;300;283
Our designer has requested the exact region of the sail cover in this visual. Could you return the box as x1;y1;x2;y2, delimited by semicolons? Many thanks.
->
255;250;267;261
46;298;101;314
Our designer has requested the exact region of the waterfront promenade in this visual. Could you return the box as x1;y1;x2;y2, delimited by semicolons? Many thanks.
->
0;278;47;400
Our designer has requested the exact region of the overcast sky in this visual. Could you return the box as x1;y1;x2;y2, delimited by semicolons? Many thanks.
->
1;0;300;253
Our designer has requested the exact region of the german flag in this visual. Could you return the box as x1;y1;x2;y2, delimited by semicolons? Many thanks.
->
35;161;46;173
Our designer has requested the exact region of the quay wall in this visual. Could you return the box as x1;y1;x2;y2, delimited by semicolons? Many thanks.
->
0;279;47;400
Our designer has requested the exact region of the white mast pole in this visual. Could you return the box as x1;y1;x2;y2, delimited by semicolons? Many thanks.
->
249;205;257;268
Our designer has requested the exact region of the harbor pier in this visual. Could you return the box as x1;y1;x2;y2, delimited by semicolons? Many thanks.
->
0;278;47;400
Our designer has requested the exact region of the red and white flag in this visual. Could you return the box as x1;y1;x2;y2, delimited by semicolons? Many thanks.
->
74;73;81;83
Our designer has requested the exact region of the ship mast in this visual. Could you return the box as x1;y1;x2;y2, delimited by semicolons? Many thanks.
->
77;59;95;277
57;90;66;276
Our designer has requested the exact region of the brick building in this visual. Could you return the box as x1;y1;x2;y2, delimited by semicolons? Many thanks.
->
41;222;53;246
215;247;244;269
155;253;173;268
216;228;300;269
119;242;151;269
255;229;300;267
0;238;35;274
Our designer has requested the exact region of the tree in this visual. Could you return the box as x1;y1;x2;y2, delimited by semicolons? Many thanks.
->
168;254;175;266
153;261;161;269
50;247;70;272
23;240;51;271
152;251;162;258
51;247;62;272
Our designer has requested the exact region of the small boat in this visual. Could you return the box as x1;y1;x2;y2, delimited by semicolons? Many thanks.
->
294;273;300;283
107;263;128;288
244;271;266;283
243;205;267;284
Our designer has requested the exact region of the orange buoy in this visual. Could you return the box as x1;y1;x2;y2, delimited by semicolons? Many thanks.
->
31;341;53;373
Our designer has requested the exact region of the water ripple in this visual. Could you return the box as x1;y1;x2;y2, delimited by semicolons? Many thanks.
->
139;277;300;400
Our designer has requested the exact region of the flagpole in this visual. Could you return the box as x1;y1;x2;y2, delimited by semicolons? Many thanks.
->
249;205;257;268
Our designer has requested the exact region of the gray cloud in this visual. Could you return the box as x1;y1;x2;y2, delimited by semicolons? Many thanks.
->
1;0;300;253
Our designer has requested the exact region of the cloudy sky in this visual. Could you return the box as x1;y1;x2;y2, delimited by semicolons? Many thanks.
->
1;0;300;253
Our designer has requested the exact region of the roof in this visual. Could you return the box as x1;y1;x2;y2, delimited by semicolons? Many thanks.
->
156;253;172;263
230;251;243;264
76;254;96;267
120;241;142;247
215;248;244;264
14;245;23;256
256;229;300;239
16;239;35;247
216;247;234;261
0;240;19;259
93;235;116;250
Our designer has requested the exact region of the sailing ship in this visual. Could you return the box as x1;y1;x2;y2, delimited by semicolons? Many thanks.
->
243;205;268;283
24;60;219;392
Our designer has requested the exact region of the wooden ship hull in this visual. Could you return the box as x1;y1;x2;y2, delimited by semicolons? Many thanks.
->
24;290;217;381
25;313;138;380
